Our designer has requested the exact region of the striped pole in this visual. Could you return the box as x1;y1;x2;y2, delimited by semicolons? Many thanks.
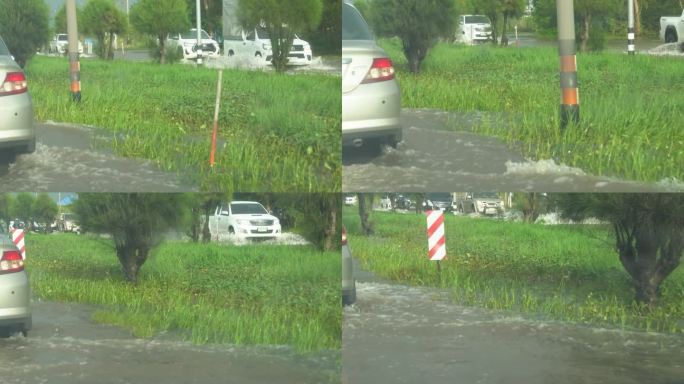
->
556;0;579;130
627;0;635;55
66;0;81;102
426;210;446;261
11;229;26;259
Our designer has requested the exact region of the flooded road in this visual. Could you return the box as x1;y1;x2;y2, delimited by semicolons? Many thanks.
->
343;269;684;384
343;109;683;192
0;300;339;384
0;123;195;192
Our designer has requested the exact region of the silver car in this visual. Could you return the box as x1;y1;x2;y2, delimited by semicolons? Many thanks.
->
0;225;31;337
0;35;35;159
342;1;402;151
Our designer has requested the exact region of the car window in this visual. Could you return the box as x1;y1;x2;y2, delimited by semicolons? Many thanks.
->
342;3;374;40
472;192;499;199
0;36;10;56
465;16;491;24
58;34;68;41
230;203;268;215
246;30;255;41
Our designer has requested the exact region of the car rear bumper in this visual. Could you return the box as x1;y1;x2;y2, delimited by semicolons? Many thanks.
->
342;80;401;144
0;93;34;149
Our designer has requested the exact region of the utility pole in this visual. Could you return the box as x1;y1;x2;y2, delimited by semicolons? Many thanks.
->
66;0;81;102
627;0;635;55
556;0;579;130
196;0;203;65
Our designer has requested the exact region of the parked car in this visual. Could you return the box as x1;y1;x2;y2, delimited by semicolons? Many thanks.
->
223;27;313;66
379;194;392;209
660;9;684;43
455;15;493;45
0;225;31;337
425;192;455;212
394;194;413;210
0;35;35;160
49;33;83;55
342;1;402;152
458;192;504;215
56;213;80;233
207;201;281;240
167;29;220;60
342;226;356;306
344;194;358;206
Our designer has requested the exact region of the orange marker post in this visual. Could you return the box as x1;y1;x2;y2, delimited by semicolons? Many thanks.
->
209;70;223;167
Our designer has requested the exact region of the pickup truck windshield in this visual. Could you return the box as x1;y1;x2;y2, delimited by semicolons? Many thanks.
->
465;16;491;24
230;203;268;215
472;192;499;199
181;30;210;39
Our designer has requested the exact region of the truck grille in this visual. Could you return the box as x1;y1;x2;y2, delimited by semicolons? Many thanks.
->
250;219;274;226
250;229;274;234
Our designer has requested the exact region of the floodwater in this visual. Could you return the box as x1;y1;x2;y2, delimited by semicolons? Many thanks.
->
0;301;339;384
343;268;684;384
0;123;195;192
205;55;340;75
343;109;683;192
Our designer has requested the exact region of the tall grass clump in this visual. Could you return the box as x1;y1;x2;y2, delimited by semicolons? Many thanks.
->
26;233;341;353
380;39;684;183
26;57;340;192
343;208;684;334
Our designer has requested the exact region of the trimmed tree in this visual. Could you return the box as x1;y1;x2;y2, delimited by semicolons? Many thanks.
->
556;193;684;305
130;0;189;64
32;193;58;230
74;193;188;284
238;0;323;72
357;193;373;235
82;0;128;60
0;0;50;67
369;0;456;73
10;193;34;229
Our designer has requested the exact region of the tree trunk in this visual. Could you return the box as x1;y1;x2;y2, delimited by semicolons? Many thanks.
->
202;207;212;243
501;12;509;46
358;193;373;235
579;14;591;53
158;36;166;64
634;0;641;35
323;206;337;251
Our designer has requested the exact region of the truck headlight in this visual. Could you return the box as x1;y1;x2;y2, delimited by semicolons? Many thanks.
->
236;219;250;225
263;43;271;51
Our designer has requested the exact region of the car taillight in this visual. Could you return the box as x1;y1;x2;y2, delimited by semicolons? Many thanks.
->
362;58;395;84
0;72;28;96
342;227;347;246
1;250;24;273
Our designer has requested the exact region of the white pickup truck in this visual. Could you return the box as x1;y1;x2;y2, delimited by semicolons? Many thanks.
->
660;10;684;43
167;29;220;60
455;15;493;45
207;201;281;240
223;27;313;65
49;33;83;55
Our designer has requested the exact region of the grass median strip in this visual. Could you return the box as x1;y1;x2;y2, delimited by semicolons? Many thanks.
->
27;57;341;192
381;40;684;183
26;233;341;352
343;208;684;334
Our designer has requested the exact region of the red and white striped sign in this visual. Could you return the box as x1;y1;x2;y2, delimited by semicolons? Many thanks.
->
10;229;26;259
426;210;446;261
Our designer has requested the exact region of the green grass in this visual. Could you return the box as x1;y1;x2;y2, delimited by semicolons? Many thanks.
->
380;39;684;183
343;208;684;334
26;233;341;353
26;56;341;192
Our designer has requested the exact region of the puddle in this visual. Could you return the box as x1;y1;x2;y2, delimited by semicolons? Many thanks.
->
0;123;196;192
344;277;684;384
342;109;683;192
0;300;339;384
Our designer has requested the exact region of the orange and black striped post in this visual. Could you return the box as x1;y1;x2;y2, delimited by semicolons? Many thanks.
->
556;0;579;130
66;0;81;102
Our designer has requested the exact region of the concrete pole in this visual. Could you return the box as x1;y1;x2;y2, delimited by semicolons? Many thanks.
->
196;0;203;65
556;0;579;130
66;0;81;102
627;0;635;55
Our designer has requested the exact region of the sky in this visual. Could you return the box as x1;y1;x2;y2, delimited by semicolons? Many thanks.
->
44;0;137;18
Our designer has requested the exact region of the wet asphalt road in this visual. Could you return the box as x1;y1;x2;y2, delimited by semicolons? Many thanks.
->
0;301;339;384
343;265;684;384
342;109;683;192
0;123;195;192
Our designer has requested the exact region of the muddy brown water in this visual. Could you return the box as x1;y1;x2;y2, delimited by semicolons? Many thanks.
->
0;123;196;192
343;267;684;384
0;301;339;384
342;109;683;192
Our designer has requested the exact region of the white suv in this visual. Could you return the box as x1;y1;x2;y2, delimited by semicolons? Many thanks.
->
224;27;313;66
210;201;281;239
167;29;220;60
49;34;83;55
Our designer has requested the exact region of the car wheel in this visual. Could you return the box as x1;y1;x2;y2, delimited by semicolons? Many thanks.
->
23;137;36;154
665;30;677;43
228;227;235;235
228;50;234;56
